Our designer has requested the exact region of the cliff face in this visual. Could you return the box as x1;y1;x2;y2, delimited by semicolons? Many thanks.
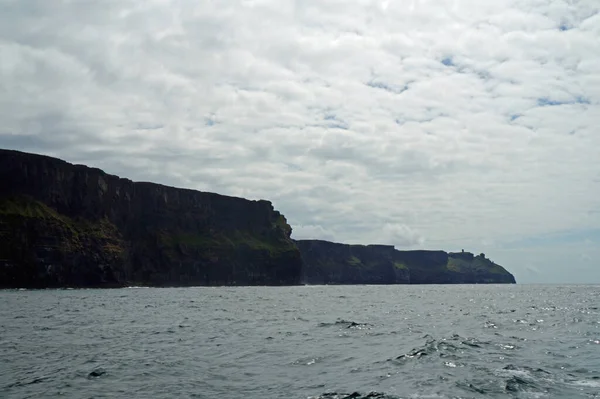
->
397;250;516;284
0;149;517;288
296;240;516;284
0;149;302;288
295;240;410;284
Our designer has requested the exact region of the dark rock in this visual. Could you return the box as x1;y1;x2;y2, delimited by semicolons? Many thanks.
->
295;240;410;285
296;240;516;284
0;149;516;288
87;368;106;378
315;392;398;399
0;149;302;288
318;319;371;329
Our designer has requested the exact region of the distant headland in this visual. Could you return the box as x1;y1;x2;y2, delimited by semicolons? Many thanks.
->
0;149;516;288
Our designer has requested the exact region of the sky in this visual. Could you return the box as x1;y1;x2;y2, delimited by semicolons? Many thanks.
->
1;0;599;284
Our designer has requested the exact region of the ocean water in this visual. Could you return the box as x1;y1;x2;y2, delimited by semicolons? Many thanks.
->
1;285;599;399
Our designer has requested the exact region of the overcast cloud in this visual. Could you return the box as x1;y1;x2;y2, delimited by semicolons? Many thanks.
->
1;0;599;283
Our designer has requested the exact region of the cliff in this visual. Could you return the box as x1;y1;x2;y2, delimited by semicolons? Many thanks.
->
0;149;516;288
296;240;516;284
295;240;410;284
0;149;302;288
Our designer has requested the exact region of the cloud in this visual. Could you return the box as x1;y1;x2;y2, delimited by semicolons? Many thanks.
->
1;0;599;282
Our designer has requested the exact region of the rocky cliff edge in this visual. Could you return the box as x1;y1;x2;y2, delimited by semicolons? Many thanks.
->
295;240;516;284
0;149;302;288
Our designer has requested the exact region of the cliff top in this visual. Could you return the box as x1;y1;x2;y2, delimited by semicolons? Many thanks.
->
0;148;273;206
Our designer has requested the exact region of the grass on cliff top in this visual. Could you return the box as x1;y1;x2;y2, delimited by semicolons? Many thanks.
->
447;255;507;274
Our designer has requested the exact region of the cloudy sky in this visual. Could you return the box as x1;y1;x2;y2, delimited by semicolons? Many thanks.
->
1;0;599;283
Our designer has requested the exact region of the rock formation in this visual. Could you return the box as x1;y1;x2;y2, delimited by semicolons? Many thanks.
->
0;149;516;288
295;240;410;284
0;149;302;288
296;240;516;284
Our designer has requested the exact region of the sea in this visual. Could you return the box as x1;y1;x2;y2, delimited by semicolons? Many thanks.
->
1;284;599;399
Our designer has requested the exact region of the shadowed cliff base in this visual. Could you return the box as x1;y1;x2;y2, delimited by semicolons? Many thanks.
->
0;149;515;288
295;240;516;285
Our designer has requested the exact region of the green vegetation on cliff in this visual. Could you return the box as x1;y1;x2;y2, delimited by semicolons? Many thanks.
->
447;253;507;274
393;261;408;270
0;195;126;288
296;240;516;284
0;149;302;288
0;149;516;288
295;240;410;284
1;196;60;219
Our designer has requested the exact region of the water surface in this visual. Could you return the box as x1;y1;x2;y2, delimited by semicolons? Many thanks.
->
1;284;599;398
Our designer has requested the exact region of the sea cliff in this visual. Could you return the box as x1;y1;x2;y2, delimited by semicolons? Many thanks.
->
295;240;410;284
0;149;516;288
296;240;516;284
0;149;302;288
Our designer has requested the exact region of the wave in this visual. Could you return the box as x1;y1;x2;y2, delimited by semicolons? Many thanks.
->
318;319;372;329
309;393;398;399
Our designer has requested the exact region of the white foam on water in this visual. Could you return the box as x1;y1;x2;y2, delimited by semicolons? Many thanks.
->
570;379;600;388
495;368;532;379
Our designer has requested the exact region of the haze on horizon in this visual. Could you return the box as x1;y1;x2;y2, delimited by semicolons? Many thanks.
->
1;0;599;284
